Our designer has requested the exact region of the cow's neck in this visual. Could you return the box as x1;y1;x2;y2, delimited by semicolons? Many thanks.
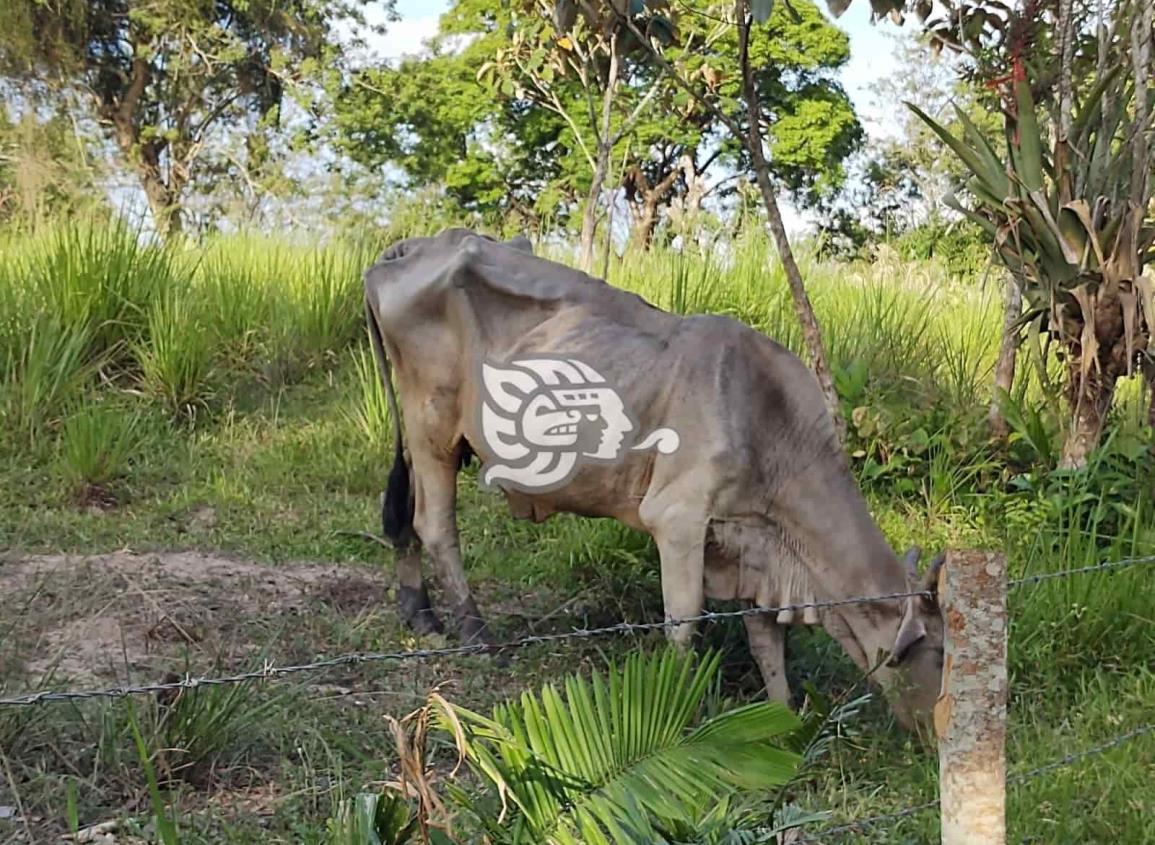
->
821;531;907;675
784;480;909;675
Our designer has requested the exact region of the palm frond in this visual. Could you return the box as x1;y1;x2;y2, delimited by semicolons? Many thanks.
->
436;648;803;845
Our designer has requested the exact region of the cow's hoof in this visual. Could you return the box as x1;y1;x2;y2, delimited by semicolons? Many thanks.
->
398;586;444;635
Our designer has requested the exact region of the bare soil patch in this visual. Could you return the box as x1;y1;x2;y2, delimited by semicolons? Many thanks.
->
0;551;391;689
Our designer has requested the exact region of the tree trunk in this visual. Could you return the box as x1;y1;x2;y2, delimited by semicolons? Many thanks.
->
988;276;1022;439
633;201;659;249
139;167;183;239
580;142;610;273
1059;375;1115;469
737;9;844;443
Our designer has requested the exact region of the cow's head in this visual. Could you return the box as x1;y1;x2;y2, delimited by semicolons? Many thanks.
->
882;547;946;734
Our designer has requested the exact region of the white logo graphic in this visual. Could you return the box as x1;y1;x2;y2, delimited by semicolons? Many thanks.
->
478;357;679;492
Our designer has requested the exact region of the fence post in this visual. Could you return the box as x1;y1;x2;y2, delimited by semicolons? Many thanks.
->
935;550;1008;845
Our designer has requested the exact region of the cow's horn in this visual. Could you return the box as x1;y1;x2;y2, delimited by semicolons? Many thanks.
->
922;552;946;594
901;546;922;583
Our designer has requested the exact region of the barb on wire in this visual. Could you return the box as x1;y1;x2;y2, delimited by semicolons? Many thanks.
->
1009;554;1155;589
795;721;1154;842
0;587;930;707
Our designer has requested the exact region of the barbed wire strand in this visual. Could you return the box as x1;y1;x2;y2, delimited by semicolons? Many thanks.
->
0;588;931;706
2;552;1153;707
1008;553;1155;588
799;721;1154;842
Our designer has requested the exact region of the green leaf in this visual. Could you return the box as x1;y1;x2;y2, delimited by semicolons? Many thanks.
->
443;648;802;843
1013;78;1044;194
906;102;1003;200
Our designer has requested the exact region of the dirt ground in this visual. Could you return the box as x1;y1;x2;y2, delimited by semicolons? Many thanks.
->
0;551;392;691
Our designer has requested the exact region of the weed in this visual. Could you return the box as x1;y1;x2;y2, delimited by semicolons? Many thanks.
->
134;287;216;417
346;344;392;451
1;314;98;442
151;672;284;786
57;400;152;505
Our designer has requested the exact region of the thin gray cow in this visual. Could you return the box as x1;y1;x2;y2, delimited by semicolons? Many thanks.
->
364;227;944;731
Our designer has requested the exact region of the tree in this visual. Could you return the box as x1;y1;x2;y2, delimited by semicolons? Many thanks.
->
623;0;862;248
904;0;1153;465
332;3;569;231
332;0;860;256
482;1;671;270
0;0;394;237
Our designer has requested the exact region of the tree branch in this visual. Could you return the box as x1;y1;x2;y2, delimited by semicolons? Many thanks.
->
611;11;745;141
609;66;668;145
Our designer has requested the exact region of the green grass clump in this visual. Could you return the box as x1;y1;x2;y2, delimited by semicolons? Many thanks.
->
134;287;217;417
56;400;152;501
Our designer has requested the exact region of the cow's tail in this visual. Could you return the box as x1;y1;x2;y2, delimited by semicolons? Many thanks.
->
364;299;413;547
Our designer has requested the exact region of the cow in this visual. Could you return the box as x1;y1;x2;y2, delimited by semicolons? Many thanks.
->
363;227;945;731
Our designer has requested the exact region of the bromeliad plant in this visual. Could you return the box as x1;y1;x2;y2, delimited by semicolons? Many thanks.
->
434;648;803;845
907;0;1154;467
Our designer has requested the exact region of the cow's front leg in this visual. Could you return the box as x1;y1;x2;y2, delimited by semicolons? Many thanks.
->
643;503;707;651
410;452;489;646
743;612;791;706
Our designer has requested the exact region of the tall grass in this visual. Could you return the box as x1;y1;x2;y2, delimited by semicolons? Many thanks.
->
1;314;97;442
134;286;217;416
346;344;392;450
57;400;151;498
0;223;378;433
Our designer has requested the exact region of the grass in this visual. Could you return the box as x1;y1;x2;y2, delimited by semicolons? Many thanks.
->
0;219;1152;842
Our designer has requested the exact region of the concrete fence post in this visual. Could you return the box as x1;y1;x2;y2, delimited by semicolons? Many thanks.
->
935;550;1008;845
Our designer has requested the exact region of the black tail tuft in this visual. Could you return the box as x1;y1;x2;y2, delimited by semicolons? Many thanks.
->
382;438;414;546
457;437;474;471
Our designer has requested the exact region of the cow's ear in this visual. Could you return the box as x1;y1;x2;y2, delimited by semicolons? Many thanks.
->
448;235;578;303
887;598;927;667
506;235;535;255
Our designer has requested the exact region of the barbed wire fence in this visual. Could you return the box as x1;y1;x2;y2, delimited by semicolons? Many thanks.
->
1;552;1153;840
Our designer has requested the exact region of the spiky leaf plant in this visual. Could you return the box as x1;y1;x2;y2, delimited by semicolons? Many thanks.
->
907;0;1154;466
436;648;802;845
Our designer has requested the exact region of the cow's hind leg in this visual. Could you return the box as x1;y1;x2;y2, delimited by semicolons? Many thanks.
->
743;612;791;706
410;451;489;646
382;456;443;635
395;540;443;635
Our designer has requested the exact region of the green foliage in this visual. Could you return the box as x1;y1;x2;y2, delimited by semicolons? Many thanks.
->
347;345;393;452
135;287;217;417
332;0;860;237
57;401;152;499
0;105;103;226
152;677;284;785
127;699;182;845
909;7;1153;463
1;313;98;442
327;792;427;845
0;0;396;235
439;648;802;844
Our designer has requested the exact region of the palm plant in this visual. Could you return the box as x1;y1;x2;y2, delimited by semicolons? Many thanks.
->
907;0;1154;467
434;648;804;845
